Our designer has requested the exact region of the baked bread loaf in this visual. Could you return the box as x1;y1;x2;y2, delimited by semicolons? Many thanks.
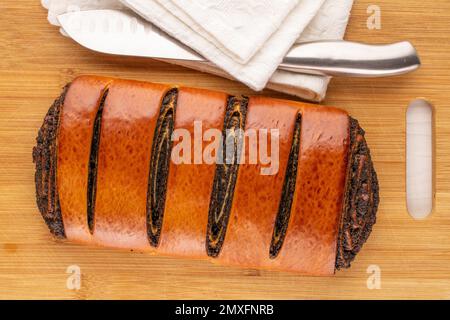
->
33;76;378;275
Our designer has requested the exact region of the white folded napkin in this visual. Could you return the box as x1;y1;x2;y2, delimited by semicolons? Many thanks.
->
42;0;354;101
155;0;300;64
268;0;354;101
121;0;325;91
42;0;125;27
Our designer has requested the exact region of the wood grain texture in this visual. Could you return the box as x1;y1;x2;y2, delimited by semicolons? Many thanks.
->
0;0;449;299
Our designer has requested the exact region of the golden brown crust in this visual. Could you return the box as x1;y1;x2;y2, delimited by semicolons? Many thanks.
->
93;80;171;250
57;76;112;243
218;98;300;269
278;102;349;275
159;87;228;258
217;97;350;275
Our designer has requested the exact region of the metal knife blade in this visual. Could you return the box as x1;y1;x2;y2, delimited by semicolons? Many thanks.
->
58;9;203;62
58;9;421;78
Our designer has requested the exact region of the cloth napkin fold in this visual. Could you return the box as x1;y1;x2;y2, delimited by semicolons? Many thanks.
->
268;0;354;100
42;0;354;101
156;0;299;65
42;0;125;27
122;0;325;91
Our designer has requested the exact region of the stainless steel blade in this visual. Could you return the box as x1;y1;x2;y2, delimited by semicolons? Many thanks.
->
58;9;421;78
58;9;203;62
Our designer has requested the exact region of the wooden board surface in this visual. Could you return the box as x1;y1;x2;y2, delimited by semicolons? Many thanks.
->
0;0;449;300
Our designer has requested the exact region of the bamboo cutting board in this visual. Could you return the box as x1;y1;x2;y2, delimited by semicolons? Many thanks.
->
0;0;449;300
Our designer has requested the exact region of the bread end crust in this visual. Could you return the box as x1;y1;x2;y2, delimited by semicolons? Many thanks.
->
335;117;379;270
33;87;68;239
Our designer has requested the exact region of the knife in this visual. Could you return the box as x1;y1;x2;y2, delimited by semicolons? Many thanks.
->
58;9;421;78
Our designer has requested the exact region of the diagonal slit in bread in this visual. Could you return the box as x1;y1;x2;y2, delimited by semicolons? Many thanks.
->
147;89;178;247
269;113;302;259
87;89;109;234
206;97;248;258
